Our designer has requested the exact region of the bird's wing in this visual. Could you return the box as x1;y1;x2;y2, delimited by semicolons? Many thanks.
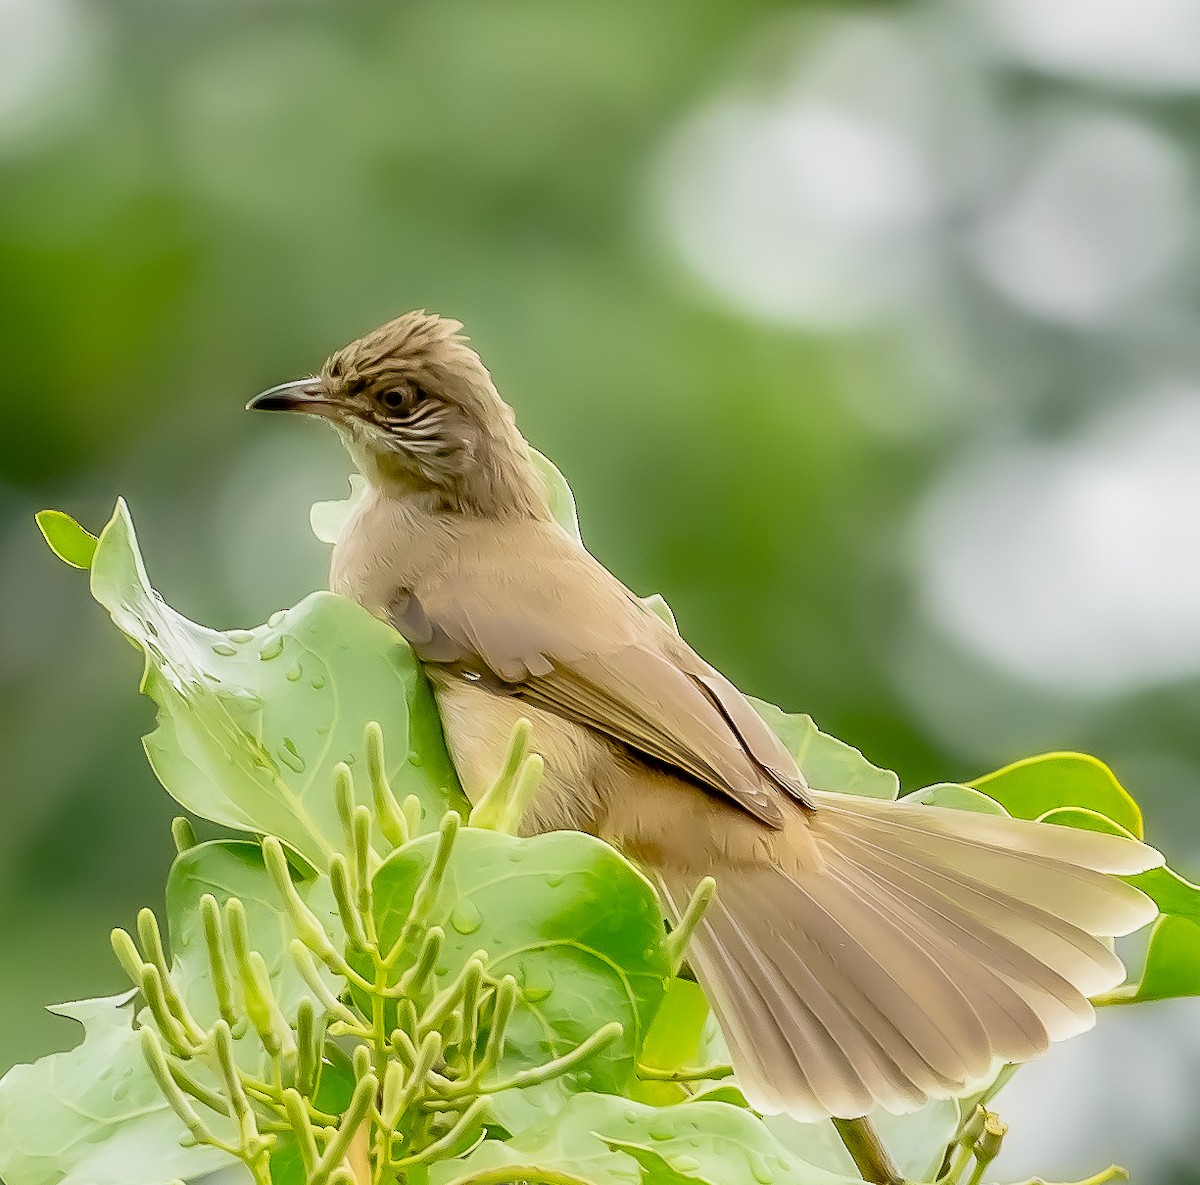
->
389;535;811;828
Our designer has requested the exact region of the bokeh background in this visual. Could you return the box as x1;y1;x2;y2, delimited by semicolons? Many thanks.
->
3;0;1200;1179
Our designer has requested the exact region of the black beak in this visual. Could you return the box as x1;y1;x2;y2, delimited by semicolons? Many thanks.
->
246;378;333;413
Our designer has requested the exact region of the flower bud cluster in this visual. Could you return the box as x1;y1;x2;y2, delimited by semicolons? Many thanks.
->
113;720;624;1185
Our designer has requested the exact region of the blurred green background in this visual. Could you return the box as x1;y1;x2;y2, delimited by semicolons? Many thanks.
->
4;0;1200;1179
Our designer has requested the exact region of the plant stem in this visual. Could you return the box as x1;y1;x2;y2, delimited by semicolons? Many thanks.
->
833;1117;905;1185
637;1062;733;1083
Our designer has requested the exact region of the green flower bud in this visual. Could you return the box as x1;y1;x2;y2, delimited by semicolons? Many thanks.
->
261;837;338;961
330;854;371;951
139;1029;213;1146
666;876;717;977
200;894;240;1028
110;928;147;990
171;817;197;853
366;720;408;849
282;1087;319;1174
139;965;192;1056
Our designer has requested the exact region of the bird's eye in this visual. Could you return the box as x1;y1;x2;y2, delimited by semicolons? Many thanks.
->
379;389;409;411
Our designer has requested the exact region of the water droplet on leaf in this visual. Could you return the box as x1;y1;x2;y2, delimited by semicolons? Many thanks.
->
228;630;255;644
450;901;481;935
648;1120;674;1141
212;643;238;657
521;967;553;1002
286;663;303;682
268;610;286;627
749;1153;775;1183
279;739;305;773
260;636;285;661
311;675;326;690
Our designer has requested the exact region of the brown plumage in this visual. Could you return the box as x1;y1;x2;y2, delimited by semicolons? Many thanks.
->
250;310;1162;1122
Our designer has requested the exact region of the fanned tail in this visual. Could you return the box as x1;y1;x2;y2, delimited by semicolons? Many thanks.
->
655;793;1161;1121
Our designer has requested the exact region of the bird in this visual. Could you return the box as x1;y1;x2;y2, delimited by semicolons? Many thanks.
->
249;310;1162;1128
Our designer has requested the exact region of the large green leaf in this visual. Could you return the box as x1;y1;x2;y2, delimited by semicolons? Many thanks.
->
747;698;899;799
430;1093;861;1185
0;841;345;1185
0;995;236;1185
901;782;1008;815
1130;915;1200;1003
372;827;671;1127
970;753;1142;838
62;500;464;868
531;449;582;542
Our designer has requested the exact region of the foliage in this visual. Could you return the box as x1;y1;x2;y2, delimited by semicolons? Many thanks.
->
6;478;1199;1185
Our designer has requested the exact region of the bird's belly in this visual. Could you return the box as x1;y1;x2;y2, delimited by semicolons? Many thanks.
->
430;673;608;836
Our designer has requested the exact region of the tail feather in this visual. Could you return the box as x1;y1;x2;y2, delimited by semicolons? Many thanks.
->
832;828;1121;1001
822;797;1155;935
828;838;1091;1043
656;794;1162;1120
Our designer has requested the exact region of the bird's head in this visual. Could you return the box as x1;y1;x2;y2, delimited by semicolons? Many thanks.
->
250;311;547;517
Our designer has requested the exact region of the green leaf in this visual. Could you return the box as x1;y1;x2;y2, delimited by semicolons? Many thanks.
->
747;698;900;799
531;449;582;542
901;782;1008;815
0;994;236;1185
970;753;1142;838
765;1104;959;1185
606;1138;707;1183
431;1093;861;1185
268;1136;306;1185
372;827;670;1126
635;978;714;1106
309;474;369;544
36;509;98;569
1130;915;1200;1003
640;593;678;631
86;499;464;869
166;839;343;1027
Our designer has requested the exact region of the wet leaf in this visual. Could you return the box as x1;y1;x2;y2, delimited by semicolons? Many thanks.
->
431;1092;861;1185
765;1104;959;1185
76;499;463;868
372;827;670;1127
0;995;236;1185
